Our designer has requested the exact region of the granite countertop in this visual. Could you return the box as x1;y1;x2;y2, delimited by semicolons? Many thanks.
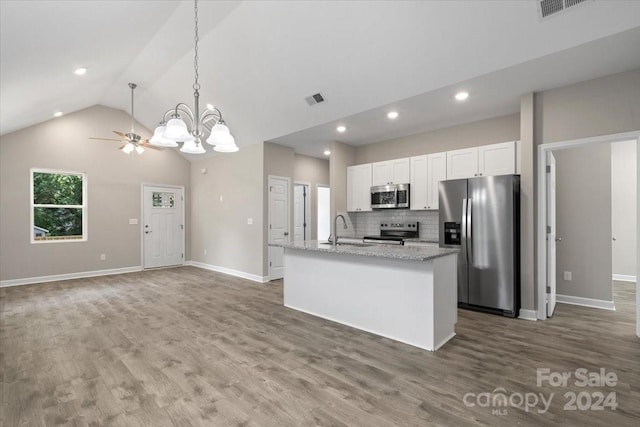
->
273;240;458;261
403;238;439;244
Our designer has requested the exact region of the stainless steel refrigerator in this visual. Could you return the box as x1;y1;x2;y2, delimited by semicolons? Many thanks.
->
439;175;520;317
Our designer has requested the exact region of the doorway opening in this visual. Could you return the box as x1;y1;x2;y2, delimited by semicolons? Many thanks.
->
317;185;330;242
537;131;640;338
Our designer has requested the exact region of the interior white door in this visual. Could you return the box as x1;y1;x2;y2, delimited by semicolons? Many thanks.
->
317;186;330;241
293;184;308;242
143;186;184;269
547;152;557;317
269;176;289;280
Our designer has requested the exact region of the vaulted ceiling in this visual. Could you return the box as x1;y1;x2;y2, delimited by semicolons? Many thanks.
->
2;0;640;159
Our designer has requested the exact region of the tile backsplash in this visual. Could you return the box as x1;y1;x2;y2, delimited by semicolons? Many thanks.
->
347;210;439;240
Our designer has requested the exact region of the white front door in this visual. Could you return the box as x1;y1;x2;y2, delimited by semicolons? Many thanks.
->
269;176;289;280
293;184;308;242
546;152;557;317
143;185;184;269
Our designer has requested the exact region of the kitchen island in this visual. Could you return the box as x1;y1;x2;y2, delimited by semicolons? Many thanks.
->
279;240;459;351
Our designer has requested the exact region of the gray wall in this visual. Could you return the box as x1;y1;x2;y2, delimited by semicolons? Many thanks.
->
611;140;637;278
329;141;356;236
190;143;264;278
263;142;295;276
554;144;612;301
0;105;191;282
294;154;329;241
355;114;520;164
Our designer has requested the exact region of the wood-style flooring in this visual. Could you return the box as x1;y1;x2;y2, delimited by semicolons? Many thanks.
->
1;268;638;426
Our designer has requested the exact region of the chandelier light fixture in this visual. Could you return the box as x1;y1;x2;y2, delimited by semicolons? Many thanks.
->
150;0;238;153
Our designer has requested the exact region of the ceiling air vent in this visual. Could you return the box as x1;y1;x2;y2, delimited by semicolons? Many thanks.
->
537;0;593;20
305;93;325;106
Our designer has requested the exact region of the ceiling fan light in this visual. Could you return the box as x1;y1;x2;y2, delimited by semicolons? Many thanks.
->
163;118;194;142
180;140;206;154
150;126;179;147
122;143;135;154
135;145;145;154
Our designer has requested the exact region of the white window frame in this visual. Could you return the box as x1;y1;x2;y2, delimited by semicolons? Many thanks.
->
30;168;88;244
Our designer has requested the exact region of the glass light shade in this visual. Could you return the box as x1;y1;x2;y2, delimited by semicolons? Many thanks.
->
206;123;231;145
213;143;239;153
209;132;235;146
122;143;135;154
163;118;194;142
135;145;145;154
180;140;206;154
150;126;179;147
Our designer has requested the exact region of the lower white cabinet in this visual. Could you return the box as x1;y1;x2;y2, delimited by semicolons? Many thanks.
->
411;152;446;210
347;164;372;212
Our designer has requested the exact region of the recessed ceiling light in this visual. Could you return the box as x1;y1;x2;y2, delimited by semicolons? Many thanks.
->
387;111;399;119
53;111;63;117
455;92;469;101
206;103;214;110
73;67;87;76
336;125;346;133
323;150;331;156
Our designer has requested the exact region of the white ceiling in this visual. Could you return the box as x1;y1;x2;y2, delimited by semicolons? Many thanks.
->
2;0;640;159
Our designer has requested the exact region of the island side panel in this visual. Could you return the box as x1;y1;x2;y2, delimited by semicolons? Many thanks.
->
432;253;458;350
283;248;437;350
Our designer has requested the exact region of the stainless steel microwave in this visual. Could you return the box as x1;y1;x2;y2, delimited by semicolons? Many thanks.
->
370;183;410;209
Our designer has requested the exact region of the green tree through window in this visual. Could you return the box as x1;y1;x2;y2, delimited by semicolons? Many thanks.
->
31;169;86;241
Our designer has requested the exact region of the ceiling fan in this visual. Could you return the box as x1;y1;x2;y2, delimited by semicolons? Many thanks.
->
90;82;160;154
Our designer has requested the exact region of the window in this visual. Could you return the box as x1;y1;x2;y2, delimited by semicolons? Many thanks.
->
31;168;87;243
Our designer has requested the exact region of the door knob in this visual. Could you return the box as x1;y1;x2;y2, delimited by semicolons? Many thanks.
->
284;232;289;236
145;230;152;234
555;237;561;242
612;237;617;241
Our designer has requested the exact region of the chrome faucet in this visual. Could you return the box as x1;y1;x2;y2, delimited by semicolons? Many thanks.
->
332;214;347;247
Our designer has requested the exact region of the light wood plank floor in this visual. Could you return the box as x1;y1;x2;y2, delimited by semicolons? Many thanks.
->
1;268;638;426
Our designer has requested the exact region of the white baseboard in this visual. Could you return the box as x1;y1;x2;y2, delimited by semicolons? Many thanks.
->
518;309;538;321
612;274;636;283
187;261;269;283
556;294;615;311
0;266;143;288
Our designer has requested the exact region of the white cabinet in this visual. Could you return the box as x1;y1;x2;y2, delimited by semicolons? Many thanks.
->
446;147;479;180
372;157;410;185
347;164;372;212
447;141;516;179
478;141;516;176
411;152;446;210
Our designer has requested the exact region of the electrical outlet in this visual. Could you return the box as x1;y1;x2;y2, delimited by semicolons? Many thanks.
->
100;254;106;261
129;218;138;225
247;218;253;225
204;249;207;255
563;271;572;281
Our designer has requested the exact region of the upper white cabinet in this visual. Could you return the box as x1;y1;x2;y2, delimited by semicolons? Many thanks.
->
447;141;516;179
347;164;372;212
410;152;446;210
372;157;410;185
478;141;516;176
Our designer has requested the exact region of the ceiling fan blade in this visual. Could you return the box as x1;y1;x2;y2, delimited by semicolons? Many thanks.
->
140;141;162;151
118;144;126;150
113;130;128;139
89;137;122;142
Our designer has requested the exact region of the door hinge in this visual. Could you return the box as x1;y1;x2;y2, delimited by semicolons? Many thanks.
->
546;286;551;293
546;165;551;173
269;224;272;229
180;224;184;230
547;226;551;234
181;253;184;259
269;261;272;267
181;196;184;201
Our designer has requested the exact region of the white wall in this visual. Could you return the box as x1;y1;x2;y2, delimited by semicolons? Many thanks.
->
612;140;637;279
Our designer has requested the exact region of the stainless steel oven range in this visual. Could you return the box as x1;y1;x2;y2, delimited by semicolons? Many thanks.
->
363;222;419;245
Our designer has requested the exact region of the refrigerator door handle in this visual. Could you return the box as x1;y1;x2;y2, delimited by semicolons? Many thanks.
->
467;198;473;265
461;198;468;265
